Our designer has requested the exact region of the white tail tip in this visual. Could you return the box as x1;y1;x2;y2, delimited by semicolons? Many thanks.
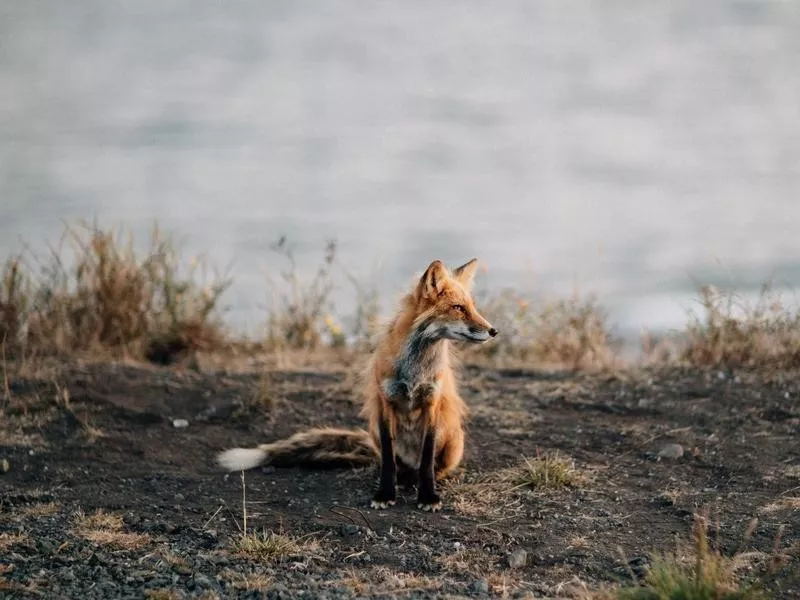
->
216;448;266;472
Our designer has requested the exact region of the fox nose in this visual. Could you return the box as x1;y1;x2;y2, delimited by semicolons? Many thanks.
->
488;327;498;338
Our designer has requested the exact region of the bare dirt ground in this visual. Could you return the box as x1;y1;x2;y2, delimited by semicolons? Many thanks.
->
1;360;798;599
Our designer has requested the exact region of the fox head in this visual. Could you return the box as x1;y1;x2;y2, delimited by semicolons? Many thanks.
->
412;258;498;344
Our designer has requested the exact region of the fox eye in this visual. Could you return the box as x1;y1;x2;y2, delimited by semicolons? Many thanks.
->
453;304;466;313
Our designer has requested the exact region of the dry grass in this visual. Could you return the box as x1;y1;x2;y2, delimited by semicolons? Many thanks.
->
444;453;583;518
502;451;583;491
248;371;275;413
1;221;230;364
18;502;59;519
758;497;800;515
437;547;494;576
332;567;441;595
615;515;775;600
232;529;317;562
473;288;617;370
219;568;274;592
143;590;182;600
681;283;800;372
7;220;800;374
72;508;150;550
263;237;342;351
160;552;192;575
0;532;28;552
658;489;684;507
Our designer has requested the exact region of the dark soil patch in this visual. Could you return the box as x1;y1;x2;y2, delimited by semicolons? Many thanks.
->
1;361;798;599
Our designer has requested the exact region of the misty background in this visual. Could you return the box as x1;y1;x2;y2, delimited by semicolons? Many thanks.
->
2;1;799;342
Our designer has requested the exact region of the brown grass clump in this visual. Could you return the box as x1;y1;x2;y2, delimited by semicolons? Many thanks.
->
0;532;28;553
331;567;440;596
681;283;800;372
615;514;777;600
444;453;583;518
73;508;150;550
475;288;616;370
232;529;317;562
0;221;230;364
219;568;274;592
263;237;341;351
503;452;582;491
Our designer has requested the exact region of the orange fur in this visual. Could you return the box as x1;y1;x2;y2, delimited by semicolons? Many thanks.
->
216;258;497;512
361;259;493;479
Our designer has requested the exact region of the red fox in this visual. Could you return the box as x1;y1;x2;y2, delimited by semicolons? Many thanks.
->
217;258;497;512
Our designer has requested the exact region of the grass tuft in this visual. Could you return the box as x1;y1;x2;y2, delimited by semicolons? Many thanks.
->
0;532;28;553
1;221;230;364
616;514;772;600
73;508;150;550
263;237;339;351
681;283;800;372
232;529;314;562
505;451;582;491
476;288;616;370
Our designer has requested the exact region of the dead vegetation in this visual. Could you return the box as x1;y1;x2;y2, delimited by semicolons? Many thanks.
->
72;508;150;550
470;287;618;371
3;220;800;376
504;451;583;491
0;532;28;553
0;222;230;365
231;529;317;562
444;452;585;518
615;514;788;600
681;283;800;373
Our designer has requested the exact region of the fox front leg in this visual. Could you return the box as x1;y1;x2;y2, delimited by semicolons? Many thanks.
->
370;417;397;509
416;423;441;512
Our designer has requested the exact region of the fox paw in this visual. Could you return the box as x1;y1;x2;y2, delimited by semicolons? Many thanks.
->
416;492;442;512
370;489;397;510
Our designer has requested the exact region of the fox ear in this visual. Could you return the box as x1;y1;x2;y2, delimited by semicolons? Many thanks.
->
453;258;479;290
416;259;449;301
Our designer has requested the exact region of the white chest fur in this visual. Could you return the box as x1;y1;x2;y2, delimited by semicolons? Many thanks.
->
394;412;425;469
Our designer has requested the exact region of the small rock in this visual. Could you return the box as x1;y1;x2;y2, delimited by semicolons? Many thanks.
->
172;419;189;429
0;458;9;473
470;579;490;594
193;573;213;588
508;548;527;569
339;524;359;536
174;493;185;502
658;443;684;460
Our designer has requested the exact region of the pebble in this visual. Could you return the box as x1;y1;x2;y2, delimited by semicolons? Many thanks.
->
174;493;185;502
471;579;490;594
172;419;189;428
0;458;9;473
658;443;684;460
508;548;527;569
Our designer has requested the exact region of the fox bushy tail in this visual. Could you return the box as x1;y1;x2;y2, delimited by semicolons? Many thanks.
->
216;427;377;472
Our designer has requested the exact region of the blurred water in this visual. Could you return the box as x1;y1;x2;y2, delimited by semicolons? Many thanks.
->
2;1;800;339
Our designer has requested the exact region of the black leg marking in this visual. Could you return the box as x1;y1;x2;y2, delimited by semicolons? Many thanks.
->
371;418;397;509
417;425;441;512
